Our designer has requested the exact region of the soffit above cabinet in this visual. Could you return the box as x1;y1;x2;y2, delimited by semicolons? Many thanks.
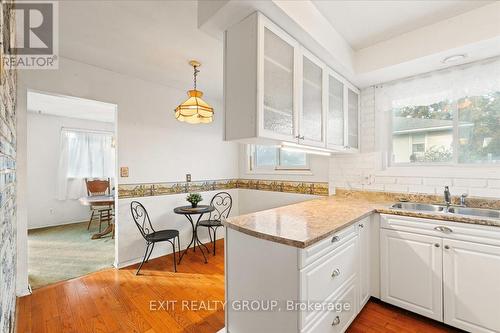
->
199;0;500;88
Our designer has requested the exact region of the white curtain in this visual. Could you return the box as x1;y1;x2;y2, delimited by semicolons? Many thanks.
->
373;57;500;154
375;57;500;111
57;129;115;200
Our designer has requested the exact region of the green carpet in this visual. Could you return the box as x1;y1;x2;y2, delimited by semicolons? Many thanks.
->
28;221;114;289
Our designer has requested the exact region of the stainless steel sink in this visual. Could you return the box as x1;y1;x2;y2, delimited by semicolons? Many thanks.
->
391;202;500;219
447;207;500;219
391;202;446;212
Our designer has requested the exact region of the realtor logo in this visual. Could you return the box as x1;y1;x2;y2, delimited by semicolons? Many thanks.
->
2;1;58;69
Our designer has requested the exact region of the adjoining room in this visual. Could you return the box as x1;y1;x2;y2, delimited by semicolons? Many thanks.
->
26;91;117;289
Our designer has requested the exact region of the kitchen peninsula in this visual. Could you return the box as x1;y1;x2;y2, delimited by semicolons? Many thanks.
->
223;190;500;333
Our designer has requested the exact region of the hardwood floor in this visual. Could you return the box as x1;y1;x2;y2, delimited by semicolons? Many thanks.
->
347;299;463;333
17;239;462;333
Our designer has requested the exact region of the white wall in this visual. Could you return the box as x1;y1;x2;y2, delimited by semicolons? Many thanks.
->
16;56;240;295
238;189;318;215
27;112;114;229
329;87;500;198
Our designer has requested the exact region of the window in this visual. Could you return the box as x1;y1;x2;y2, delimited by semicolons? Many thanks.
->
249;145;309;171
387;58;500;165
57;129;115;200
60;129;115;179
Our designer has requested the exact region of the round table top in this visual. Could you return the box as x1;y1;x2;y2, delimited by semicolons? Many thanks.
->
174;205;215;215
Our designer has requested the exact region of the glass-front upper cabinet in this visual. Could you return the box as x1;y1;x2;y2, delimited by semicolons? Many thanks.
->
327;73;344;149
299;49;325;147
261;24;298;141
347;88;359;150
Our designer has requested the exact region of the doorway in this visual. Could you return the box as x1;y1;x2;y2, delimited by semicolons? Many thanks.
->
26;91;117;289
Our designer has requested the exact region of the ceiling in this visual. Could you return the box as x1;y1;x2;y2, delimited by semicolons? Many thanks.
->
58;1;223;99
28;91;116;123
312;0;493;50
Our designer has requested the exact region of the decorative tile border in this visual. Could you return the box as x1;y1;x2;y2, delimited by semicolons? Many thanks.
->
118;178;328;199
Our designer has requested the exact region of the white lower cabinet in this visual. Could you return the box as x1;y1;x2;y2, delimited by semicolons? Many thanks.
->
300;236;358;328
443;239;500;333
225;219;373;333
380;214;500;333
380;229;443;321
358;218;371;308
303;277;358;333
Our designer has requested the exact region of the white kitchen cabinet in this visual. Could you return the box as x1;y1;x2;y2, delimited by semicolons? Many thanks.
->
261;22;298;141
346;88;359;150
304;276;359;333
380;229;443;321
443;239;500;333
299;48;326;147
357;218;371;308
326;72;344;149
225;223;367;333
224;11;359;152
225;12;298;144
380;214;500;332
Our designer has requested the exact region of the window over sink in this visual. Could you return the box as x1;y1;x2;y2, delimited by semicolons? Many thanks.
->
386;57;500;165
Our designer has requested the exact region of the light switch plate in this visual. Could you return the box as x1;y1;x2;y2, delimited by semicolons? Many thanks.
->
120;167;129;177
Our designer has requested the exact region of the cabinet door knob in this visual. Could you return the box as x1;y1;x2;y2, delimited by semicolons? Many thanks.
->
434;243;440;247
331;236;340;243
444;245;450;250
331;268;340;278
332;315;341;326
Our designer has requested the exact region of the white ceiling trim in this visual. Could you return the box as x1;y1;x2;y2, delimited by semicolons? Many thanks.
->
27;91;116;123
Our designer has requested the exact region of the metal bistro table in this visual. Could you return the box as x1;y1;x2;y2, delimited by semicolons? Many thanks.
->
174;205;215;264
79;195;115;240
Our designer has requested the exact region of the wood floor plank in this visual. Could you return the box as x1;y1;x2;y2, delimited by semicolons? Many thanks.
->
18;239;463;333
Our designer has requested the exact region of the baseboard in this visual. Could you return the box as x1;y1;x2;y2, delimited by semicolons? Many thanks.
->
115;235;224;269
28;219;89;230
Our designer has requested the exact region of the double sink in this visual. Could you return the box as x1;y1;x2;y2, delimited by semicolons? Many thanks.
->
391;202;500;219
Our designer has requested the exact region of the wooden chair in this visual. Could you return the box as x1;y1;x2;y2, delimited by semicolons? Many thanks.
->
85;178;113;232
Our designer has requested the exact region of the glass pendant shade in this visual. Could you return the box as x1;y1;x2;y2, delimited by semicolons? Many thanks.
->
174;60;214;124
175;89;213;124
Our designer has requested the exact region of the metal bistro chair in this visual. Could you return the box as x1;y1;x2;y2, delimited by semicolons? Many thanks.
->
130;201;180;275
196;192;233;256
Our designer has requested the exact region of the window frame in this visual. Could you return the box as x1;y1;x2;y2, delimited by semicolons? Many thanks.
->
247;144;312;175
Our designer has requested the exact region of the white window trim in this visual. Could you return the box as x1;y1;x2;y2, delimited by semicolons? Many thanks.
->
246;145;313;175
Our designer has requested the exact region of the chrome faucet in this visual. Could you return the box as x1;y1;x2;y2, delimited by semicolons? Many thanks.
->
444;186;451;207
460;193;468;207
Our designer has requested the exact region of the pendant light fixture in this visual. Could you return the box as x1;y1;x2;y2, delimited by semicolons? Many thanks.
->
174;60;214;124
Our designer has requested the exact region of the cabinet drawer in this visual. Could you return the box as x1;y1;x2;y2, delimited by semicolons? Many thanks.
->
303;277;358;333
299;224;357;269
300;236;358;327
380;214;500;247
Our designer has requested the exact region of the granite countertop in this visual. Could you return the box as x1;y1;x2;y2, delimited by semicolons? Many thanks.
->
223;190;500;248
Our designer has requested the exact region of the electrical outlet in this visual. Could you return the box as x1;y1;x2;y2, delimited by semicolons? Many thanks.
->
186;173;191;182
